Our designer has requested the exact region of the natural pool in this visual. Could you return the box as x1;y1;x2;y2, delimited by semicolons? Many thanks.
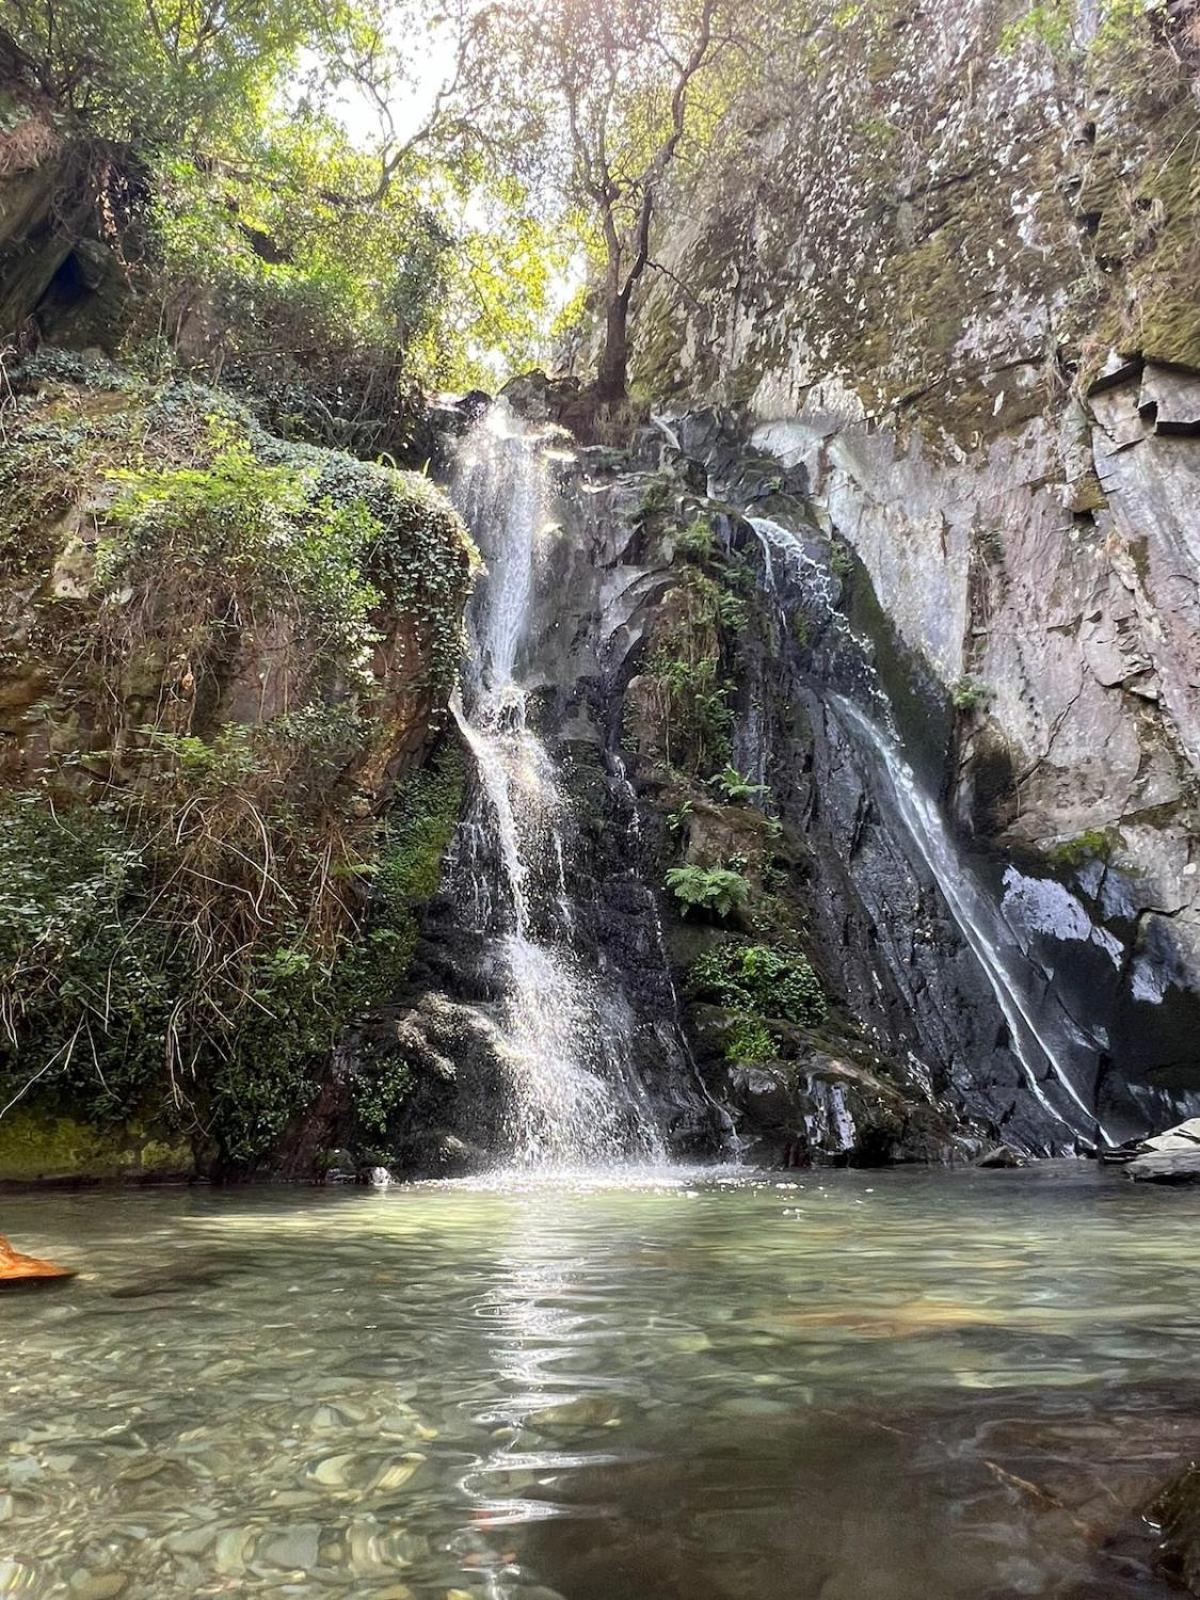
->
1;1164;1198;1599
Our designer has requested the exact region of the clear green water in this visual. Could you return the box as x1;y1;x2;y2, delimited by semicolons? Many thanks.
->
1;1163;1198;1599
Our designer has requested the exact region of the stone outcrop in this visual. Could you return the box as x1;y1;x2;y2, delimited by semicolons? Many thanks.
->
1122;1116;1200;1183
0;102;132;347
600;0;1200;1144
0;354;474;1181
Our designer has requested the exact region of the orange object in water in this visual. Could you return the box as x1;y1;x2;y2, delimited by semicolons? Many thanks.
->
0;1234;75;1285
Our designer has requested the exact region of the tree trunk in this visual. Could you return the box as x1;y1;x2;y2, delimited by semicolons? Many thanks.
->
595;291;630;403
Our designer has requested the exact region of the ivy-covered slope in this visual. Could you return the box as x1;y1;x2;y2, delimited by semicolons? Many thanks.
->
0;354;475;1181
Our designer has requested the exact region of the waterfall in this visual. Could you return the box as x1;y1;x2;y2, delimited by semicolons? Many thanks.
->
744;517;1111;1151
447;404;665;1167
831;697;1110;1149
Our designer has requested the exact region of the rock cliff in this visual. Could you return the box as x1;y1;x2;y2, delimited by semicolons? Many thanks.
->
607;0;1200;1145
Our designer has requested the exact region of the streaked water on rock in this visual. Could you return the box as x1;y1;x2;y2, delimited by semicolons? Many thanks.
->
2;1164;1198;1597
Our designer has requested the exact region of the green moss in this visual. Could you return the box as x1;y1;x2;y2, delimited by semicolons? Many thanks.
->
1045;829;1116;869
1083;100;1200;377
360;747;467;979
0;1109;192;1183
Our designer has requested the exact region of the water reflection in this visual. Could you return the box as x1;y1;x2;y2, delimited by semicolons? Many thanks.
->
0;1166;1197;1597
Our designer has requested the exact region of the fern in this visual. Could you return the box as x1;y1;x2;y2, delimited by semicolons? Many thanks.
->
665;865;750;920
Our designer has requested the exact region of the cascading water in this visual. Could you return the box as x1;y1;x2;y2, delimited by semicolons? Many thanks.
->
745;515;1112;1151
446;404;666;1167
830;696;1109;1148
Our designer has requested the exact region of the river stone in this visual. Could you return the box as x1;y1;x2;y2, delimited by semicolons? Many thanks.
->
256;1523;321;1571
67;1573;126;1600
973;1145;1025;1169
1128;1151;1200;1185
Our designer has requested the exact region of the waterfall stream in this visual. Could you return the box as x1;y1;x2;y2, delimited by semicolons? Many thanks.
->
447;405;665;1167
745;516;1112;1150
831;696;1109;1148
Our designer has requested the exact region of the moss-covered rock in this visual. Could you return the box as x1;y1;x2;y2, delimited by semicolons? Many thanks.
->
0;1109;193;1184
0;352;475;1179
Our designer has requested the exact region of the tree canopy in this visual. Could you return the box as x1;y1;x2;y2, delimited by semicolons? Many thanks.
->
0;0;762;412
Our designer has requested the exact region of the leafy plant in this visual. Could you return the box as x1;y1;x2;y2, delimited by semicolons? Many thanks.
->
725;1014;773;1064
711;764;768;804
676;518;718;562
691;943;827;1027
951;676;991;713
829;541;854;578
665;865;750;920
666;800;694;835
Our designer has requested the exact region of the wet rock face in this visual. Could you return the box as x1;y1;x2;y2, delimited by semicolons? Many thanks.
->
385;403;1200;1163
608;0;1200;1148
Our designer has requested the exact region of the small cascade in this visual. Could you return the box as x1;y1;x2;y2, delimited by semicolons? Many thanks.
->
743;513;1112;1150
446;405;665;1166
832;697;1110;1148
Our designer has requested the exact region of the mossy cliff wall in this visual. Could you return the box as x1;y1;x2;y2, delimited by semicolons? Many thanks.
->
0;354;474;1181
626;0;1200;1061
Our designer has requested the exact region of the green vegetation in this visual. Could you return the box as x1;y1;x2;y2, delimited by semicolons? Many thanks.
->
690;942;826;1063
1045;829;1116;871
951;677;991;713
0;748;466;1168
691;943;827;1027
643;551;756;776
676;517;719;562
0;363;472;1169
665;865;750;920
503;0;742;400
724;1014;774;1065
0;0;564;426
710;764;768;804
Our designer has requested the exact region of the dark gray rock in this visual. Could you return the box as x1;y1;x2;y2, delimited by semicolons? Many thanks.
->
973;1145;1025;1169
1151;1462;1200;1593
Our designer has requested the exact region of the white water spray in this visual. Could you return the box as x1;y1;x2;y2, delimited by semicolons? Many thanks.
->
449;405;664;1167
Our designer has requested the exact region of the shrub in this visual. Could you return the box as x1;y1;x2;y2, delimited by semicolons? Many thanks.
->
951;676;991;712
691;943;827;1027
725;1015;773;1065
676;517;718;562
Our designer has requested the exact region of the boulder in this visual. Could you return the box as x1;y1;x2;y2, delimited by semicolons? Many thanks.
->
1123;1118;1200;1183
973;1144;1025;1169
0;1234;75;1286
1142;1117;1200;1154
1128;1150;1200;1185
